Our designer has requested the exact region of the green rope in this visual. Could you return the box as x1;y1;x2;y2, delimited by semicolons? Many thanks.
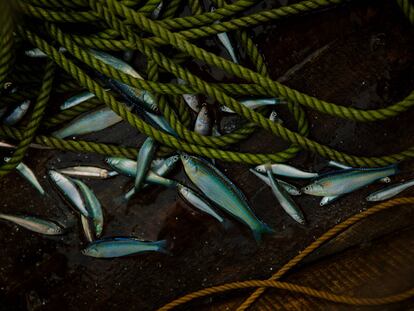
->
0;0;411;178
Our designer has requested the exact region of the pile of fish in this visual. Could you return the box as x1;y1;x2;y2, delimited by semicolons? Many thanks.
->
1;19;412;259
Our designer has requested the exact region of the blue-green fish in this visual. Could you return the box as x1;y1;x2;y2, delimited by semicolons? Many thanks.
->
25;47;66;58
194;105;211;136
249;169;301;196
58;166;118;179
73;179;104;237
89;49;158;112
81;215;94;242
366;178;414;202
177;79;201;112
134;137;157;191
221;98;283;113
4;157;45;195
48;170;89;217
0;214;64;235
3;100;31;125
177;183;224;223
145;112;177;136
60;90;109;110
52;107;123;139
81;237;168;258
328;161;392;184
302;165;399;197
265;165;305;224
255;163;318;179
152;155;179;176
211;6;238;64
181;154;272;241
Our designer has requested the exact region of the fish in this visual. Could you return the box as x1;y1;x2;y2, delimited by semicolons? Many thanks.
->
60;90;109;110
145;111;177;136
194;105;211;136
25;47;66;58
212;123;221;137
177;79;201;112
269;110;283;123
211;6;238;64
177;183;224;223
48;170;89;217
265;164;305;224
255;163;318;179
319;195;342;206
52;107;123;139
181;154;272;241
81;237;168;258
89;49;158;113
0;213;64;235
152;155;179;176
134;137;157;191
302;165;399;197
221;98;283;113
4;157;45;195
81;215;94;242
327;161;392;183
0;140;52;150
249;169;301;196
73;179;104;237
57;166;118;179
366;178;414;202
3;100;31;125
151;1;163;19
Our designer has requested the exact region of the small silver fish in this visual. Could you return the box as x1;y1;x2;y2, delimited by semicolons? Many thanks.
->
265;165;305;224
366;178;414;202
177;183;224;223
146;112;177;136
211;6;238;64
319;195;342;206
25;47;66;58
302;165;398;197
60;90;107;110
0;140;52;150
3;100;31;125
221;98;283;113
0;214;64;235
57;166;118;179
327;161;391;184
151;1;163;19
81;238;168;258
73;179;104;237
177;79;201;112
4;157;45;195
124;171;177;200
255;163;318;179
152;155;179;176
249;169;301;196
194;105;211;136
181;154;272;241
269;110;283;124
134;137;157;191
81;215;94;242
52;107;123;139
48;170;89;217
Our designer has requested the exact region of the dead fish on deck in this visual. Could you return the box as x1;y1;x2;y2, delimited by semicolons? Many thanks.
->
269;110;283;124
211;6;238;64
57;166;118;179
3;100;31;125
82;237;168;258
177;78;201;113
194;105;211;136
302;165;399;197
151;1;163;19
4;157;45;195
221;98;283;114
328;161;391;183
25;47;66;58
264;164;305;224
73;179;104;237
52;107;123;139
0;140;52;150
249;169;301;196
134;137;157;191
81;215;94;242
0;214;64;235
60;90;108;110
89;49;158;113
177;183;224;224
181;154;273;241
366;178;414;202
255;163;318;179
145;112;178;137
48;170;89;217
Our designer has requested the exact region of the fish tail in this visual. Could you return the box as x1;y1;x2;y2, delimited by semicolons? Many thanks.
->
253;221;274;242
155;240;171;255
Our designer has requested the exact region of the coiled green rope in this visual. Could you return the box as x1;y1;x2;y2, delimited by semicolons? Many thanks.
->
0;0;413;179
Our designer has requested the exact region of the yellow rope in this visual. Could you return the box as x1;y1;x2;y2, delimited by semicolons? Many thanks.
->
158;197;414;310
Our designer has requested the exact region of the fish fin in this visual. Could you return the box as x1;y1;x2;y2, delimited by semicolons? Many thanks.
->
155;240;171;255
253;222;274;243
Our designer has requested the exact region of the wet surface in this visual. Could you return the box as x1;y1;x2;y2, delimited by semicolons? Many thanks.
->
1;1;414;310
